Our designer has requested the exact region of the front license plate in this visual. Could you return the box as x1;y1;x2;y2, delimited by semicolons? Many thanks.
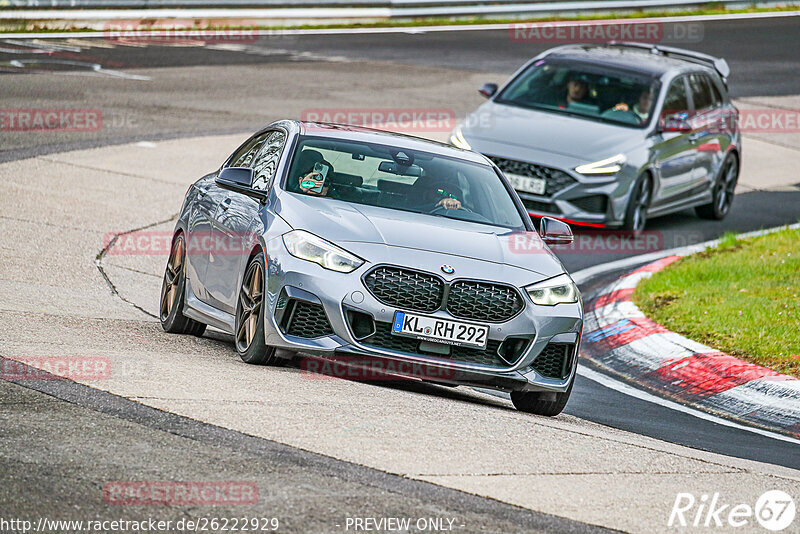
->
506;173;546;195
391;311;489;349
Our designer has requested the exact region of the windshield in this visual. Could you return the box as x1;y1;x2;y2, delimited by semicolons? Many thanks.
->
284;137;526;230
496;59;660;128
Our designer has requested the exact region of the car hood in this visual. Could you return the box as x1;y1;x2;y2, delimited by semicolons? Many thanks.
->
274;192;564;279
462;101;644;161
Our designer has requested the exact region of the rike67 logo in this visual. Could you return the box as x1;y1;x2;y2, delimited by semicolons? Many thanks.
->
669;490;796;531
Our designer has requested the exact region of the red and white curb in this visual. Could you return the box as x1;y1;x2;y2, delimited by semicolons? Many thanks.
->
581;255;800;439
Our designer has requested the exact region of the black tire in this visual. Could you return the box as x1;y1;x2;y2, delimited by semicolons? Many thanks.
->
235;252;278;365
696;153;739;220
511;378;574;416
622;174;652;232
160;233;207;336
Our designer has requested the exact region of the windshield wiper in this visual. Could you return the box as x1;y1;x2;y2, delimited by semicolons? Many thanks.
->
496;99;550;112
499;100;641;128
426;211;496;227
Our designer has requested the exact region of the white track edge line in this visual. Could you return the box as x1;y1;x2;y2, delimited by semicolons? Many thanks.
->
577;366;800;445
570;222;800;443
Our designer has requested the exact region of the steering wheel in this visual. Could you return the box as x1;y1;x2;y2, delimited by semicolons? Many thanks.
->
601;108;643;125
429;204;493;224
430;203;472;215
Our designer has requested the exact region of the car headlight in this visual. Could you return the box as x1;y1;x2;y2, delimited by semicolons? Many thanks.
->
449;126;472;150
575;154;626;176
525;274;580;306
282;230;364;273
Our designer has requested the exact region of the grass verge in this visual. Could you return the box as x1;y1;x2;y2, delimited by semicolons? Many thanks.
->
632;226;800;377
1;4;799;33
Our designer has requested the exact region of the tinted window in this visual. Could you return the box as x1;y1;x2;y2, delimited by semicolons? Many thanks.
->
689;74;715;111
226;133;269;169
663;77;689;115
251;130;287;191
707;76;724;106
285;137;526;230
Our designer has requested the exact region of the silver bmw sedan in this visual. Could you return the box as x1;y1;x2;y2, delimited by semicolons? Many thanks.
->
160;120;583;415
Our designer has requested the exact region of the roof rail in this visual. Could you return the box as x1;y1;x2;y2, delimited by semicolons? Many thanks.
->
606;41;730;84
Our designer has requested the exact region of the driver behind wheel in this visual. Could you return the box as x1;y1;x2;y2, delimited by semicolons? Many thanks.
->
413;173;463;212
294;149;334;196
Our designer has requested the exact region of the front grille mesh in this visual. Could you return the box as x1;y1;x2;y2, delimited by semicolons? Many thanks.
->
489;155;576;196
364;266;443;313
360;321;505;367
364;266;526;322
532;343;573;379
284;301;334;338
447;281;523;322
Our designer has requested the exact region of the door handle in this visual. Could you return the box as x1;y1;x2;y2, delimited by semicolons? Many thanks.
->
219;197;232;211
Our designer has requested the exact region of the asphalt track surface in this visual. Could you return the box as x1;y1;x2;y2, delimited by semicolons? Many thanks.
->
256;17;800;98
1;15;800;532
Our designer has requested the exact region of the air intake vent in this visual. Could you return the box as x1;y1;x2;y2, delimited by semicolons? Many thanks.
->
532;343;574;379
281;300;333;339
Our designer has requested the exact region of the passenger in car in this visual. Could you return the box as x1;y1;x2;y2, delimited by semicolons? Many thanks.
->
612;89;653;122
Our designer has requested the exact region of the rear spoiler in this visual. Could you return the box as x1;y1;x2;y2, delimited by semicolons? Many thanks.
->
606;41;730;86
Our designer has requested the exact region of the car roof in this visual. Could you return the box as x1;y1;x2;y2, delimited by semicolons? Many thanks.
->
542;44;712;77
293;121;491;165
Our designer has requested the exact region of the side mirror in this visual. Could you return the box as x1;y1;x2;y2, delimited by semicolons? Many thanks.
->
540;217;573;246
659;113;693;133
478;83;498;99
216;167;268;202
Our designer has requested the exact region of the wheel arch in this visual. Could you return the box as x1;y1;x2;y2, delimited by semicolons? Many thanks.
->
726;146;741;170
233;241;268;306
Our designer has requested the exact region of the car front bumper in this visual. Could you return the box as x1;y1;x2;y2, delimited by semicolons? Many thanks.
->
262;237;583;394
485;154;638;229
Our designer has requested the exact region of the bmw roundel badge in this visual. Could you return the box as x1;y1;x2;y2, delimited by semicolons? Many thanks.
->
441;265;455;274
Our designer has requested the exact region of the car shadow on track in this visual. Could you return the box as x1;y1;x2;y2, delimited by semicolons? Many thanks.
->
201;328;515;412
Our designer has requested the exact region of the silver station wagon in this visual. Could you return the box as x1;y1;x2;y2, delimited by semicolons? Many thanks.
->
451;42;741;231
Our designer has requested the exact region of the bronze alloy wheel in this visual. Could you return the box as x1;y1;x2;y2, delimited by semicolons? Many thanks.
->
160;235;185;321
159;233;206;336
236;259;264;352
